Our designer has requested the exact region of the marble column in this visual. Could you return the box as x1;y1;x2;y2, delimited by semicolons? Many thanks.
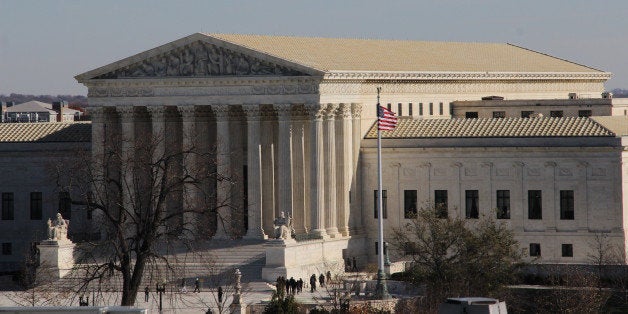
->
117;105;136;212
275;104;294;221
349;103;362;235
213;105;232;239
196;107;217;237
324;104;339;237
242;105;266;239
291;106;307;235
260;107;276;236
306;104;327;238
336;103;353;236
179;105;198;239
147;106;167;233
88;106;107;239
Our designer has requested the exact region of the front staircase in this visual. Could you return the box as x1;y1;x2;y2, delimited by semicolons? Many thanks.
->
46;239;268;292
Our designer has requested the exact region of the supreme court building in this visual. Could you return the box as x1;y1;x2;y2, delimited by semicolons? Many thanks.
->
74;33;628;276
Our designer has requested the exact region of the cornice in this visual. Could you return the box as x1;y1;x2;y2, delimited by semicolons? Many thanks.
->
322;71;612;81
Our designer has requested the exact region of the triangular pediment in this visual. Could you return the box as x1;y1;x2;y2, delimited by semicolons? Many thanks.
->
76;33;318;81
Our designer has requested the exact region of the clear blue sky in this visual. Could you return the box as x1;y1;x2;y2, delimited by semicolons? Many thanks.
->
1;0;627;95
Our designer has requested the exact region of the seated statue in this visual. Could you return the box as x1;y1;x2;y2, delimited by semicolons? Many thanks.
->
47;213;70;242
273;211;294;240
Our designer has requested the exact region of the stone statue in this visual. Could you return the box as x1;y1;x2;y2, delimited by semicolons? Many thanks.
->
273;211;294;240
47;213;69;242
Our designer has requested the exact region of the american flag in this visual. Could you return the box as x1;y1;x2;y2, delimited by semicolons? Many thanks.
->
377;105;398;130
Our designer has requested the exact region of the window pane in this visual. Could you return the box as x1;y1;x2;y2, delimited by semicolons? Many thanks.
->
404;190;417;219
496;190;510;219
435;190;448;218
550;110;564;118
374;190;388;219
439;102;443;115
560;190;574;220
465;112;478;119
465;190;479;219
530;243;541;257
528;190;542;219
408;103;413;116
578;110;592;117
521;111;534;118
30;192;42;220
493;111;506;118
562;244;573;257
419;103;423;116
59;191;71;219
2;193;14;220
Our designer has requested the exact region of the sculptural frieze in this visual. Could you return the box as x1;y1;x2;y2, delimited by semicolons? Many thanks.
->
95;41;307;79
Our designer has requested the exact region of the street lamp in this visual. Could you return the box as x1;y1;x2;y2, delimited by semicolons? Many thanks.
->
156;280;166;313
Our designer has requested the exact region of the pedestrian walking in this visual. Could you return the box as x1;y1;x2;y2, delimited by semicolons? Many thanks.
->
326;271;331;283
194;278;200;293
144;286;149;302
352;257;357;271
218;286;223;303
319;273;325;288
310;274;317;292
297;278;303;294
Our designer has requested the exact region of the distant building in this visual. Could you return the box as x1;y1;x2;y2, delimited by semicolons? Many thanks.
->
1;101;82;123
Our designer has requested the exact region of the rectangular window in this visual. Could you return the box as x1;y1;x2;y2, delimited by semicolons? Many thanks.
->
404;242;417;256
560;190;574;220
387;103;391;111
465;112;478;119
521;111;534;118
496;190;510;219
434;190;448;218
578;110;592;117
398;103;403;116
419;103;423;116
493;111;506;118
465;190;479;219
404;190;418;219
375;241;388;256
429;103;433;115
530;243;541;257
1;243;11;255
439;102;444;115
30;192;42;220
408;103;413;116
550;110;564;118
562;244;573;257
59;192;71;220
528;190;542;219
2;193;14;220
373;190;388;219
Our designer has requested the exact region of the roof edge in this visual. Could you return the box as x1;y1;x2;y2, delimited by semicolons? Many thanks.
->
324;71;611;81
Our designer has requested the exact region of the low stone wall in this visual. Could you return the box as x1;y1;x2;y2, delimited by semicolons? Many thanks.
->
262;237;366;281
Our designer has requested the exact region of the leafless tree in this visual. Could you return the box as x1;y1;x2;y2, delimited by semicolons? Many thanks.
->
49;128;241;306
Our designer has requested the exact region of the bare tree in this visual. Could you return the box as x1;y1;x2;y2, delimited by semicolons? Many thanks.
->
49;128;240;306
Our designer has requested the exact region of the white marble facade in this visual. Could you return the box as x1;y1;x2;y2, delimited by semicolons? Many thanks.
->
76;33;626;265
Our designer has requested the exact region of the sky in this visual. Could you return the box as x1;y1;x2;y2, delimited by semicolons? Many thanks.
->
1;0;627;96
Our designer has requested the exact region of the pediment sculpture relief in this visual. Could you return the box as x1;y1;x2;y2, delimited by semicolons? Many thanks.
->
95;41;307;79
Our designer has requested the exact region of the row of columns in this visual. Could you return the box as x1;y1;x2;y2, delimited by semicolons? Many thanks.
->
89;103;362;240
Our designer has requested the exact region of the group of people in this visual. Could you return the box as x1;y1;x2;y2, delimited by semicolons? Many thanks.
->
309;271;333;292
276;276;304;295
345;257;358;272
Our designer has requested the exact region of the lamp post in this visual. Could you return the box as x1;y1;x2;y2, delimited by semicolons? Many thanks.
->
156;280;166;313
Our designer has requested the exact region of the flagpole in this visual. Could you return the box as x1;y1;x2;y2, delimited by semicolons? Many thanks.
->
375;87;390;300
